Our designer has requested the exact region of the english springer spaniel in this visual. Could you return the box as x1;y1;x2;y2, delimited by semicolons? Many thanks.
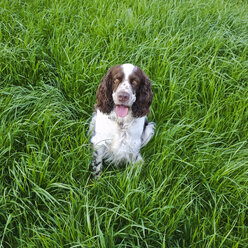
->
89;63;155;178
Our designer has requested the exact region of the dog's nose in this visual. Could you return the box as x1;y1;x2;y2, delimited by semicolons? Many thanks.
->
117;91;130;103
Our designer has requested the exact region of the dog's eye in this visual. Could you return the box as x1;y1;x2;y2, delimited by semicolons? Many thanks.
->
131;80;137;86
114;79;120;84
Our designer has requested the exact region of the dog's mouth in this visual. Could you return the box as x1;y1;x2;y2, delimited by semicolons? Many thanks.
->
115;105;129;118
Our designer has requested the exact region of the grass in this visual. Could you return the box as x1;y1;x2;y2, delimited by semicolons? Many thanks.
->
0;0;248;247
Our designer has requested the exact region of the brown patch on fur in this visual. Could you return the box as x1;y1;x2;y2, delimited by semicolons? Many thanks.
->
112;69;124;92
131;67;153;117
96;65;122;114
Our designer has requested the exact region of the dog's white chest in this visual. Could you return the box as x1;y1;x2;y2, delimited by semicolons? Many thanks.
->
91;110;145;162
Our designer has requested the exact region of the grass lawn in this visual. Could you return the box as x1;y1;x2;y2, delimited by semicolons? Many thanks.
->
1;0;248;247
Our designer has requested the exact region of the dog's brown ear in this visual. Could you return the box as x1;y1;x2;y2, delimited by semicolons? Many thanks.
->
132;69;153;117
96;68;114;114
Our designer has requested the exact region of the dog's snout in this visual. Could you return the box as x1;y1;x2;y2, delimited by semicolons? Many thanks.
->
117;91;130;103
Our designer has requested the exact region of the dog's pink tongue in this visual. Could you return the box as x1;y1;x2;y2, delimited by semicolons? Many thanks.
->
116;105;128;118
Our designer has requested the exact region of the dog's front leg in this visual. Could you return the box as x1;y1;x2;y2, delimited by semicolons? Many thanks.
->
91;147;104;179
141;121;155;148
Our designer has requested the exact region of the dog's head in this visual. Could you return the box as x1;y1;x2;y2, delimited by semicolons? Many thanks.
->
96;64;153;117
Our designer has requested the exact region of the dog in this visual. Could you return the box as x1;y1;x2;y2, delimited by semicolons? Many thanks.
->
89;63;155;177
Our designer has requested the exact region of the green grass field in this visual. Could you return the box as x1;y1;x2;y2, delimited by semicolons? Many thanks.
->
1;0;248;247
